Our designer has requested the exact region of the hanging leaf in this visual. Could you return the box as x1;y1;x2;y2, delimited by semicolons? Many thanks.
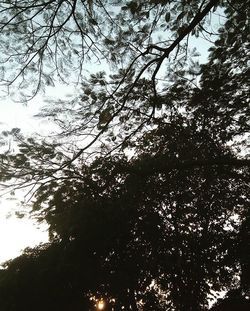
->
165;12;171;23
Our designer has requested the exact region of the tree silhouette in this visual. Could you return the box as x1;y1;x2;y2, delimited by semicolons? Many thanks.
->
0;114;249;309
0;1;248;180
210;289;250;311
0;1;249;310
0;0;221;97
1;1;248;154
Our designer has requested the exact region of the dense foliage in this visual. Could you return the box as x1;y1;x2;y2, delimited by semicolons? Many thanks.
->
0;118;249;310
0;0;249;310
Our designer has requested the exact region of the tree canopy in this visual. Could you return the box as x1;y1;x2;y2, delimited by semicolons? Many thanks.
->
0;0;249;310
0;0;221;95
0;117;249;310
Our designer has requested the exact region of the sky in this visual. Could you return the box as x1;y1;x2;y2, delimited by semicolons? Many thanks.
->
0;86;75;265
0;202;48;265
0;97;47;265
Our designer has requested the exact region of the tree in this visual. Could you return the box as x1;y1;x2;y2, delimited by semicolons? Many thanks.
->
210;289;250;311
0;243;96;310
0;0;246;153
0;0;221;95
1;0;249;199
0;1;249;310
0;0;249;194
0;114;249;310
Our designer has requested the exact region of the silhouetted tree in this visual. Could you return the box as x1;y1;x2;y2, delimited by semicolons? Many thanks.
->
0;1;249;310
210;289;250;311
0;0;221;98
0;115;248;310
0;1;248;155
0;0;248;186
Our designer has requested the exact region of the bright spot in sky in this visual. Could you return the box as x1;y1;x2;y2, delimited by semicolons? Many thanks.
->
0;197;48;265
0;213;48;265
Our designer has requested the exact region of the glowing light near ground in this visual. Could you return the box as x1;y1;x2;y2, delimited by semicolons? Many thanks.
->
97;299;105;310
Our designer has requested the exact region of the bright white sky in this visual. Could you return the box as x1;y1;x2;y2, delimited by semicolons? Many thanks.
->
0;95;49;265
0;201;48;265
0;106;49;265
0;86;75;265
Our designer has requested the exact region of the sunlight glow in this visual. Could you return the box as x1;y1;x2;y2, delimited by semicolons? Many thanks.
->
97;299;105;310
